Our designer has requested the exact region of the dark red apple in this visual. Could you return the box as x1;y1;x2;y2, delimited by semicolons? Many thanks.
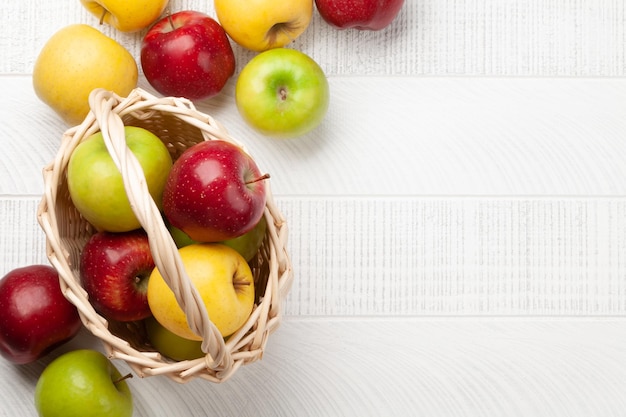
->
163;140;269;242
315;0;405;30
80;229;154;322
0;265;81;364
140;10;236;100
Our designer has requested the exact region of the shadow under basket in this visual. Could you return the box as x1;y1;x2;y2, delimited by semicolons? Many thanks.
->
37;88;293;383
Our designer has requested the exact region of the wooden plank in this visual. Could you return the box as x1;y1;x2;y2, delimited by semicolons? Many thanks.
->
281;196;626;316
2;318;626;417
5;196;626;316
3;0;625;76
2;76;626;197
0;197;48;272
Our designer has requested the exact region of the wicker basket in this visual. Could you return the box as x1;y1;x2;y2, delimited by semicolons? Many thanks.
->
37;88;293;383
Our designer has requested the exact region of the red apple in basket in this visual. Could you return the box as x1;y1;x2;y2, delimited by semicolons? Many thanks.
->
315;0;405;30
141;10;236;100
80;229;154;322
163;140;269;242
0;265;81;364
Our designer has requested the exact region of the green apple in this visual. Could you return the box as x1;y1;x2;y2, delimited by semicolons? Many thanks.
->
235;48;330;139
34;349;133;417
145;316;204;361
67;126;172;232
166;219;198;248
168;216;267;261
222;215;267;261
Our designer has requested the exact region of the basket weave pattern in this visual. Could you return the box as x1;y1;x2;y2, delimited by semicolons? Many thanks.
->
37;88;293;383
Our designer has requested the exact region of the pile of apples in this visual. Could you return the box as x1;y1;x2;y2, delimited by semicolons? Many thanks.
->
2;123;271;416
70;125;269;354
1;0;405;415
32;0;405;139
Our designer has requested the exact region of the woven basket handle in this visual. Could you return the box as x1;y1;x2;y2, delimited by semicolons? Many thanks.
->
87;88;232;373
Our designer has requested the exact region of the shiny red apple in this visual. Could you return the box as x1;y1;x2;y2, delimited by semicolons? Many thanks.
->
80;229;154;322
140;10;236;100
0;265;81;364
163;140;269;242
315;0;405;30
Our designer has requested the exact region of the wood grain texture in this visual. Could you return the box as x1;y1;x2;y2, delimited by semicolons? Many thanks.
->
2;318;626;417
2;0;626;415
282;196;626;316
2;0;624;76
2;76;625;197
4;196;626;316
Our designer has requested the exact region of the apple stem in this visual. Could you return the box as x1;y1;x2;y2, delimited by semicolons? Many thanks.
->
246;173;270;185
279;87;288;102
233;278;252;292
114;373;134;385
167;10;175;31
268;22;297;46
99;8;107;25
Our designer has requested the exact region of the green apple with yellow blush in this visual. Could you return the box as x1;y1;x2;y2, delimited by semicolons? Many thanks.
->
34;349;133;417
67;126;172;232
235;48;330;139
145;316;204;361
167;216;267;262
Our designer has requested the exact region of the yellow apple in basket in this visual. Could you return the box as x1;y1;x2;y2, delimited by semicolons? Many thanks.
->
147;243;255;341
214;0;313;51
81;0;169;32
32;24;138;126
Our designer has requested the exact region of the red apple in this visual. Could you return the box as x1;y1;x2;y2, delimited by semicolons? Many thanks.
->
315;0;405;30
0;265;81;364
140;10;236;100
80;229;154;322
163;140;269;242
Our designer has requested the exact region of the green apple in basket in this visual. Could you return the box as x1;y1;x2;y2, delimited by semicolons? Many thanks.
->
168;215;268;262
35;349;133;417
67;126;172;232
144;316;204;361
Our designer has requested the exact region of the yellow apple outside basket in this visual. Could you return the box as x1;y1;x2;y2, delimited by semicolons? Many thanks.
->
37;88;293;383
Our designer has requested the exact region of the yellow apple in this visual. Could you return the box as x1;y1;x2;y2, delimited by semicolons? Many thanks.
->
80;0;169;32
214;0;313;52
32;24;138;125
147;244;255;341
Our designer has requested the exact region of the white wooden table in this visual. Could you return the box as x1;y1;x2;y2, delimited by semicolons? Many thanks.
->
2;1;626;416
